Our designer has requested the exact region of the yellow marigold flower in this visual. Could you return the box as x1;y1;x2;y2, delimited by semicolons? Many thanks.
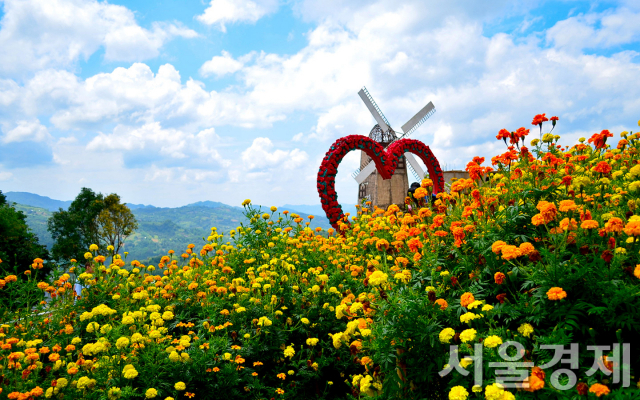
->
460;312;481;324
116;337;130;349
439;328;456;344
448;385;469;400
89;244;99;251
306;338;319;346
459;358;473;369
518;323;534;338
242;199;251;206
84;252;93;260
174;382;186;391
145;388;158;398
300;318;309;325
483;335;503;348
485;383;506;400
472;385;482;393
284;345;295;358
460;329;476;343
546;287;567;301
123;364;138;379
369;270;388;286
481;304;493;312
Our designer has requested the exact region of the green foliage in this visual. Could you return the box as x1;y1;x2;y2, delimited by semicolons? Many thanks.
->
47;187;105;262
0;189;50;311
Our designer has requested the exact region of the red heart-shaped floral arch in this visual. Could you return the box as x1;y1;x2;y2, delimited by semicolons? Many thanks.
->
317;135;444;230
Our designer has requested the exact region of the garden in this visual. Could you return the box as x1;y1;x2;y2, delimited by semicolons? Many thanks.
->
1;115;640;399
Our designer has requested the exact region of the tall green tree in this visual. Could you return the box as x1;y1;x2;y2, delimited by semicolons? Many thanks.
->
96;193;138;258
0;190;50;275
47;187;105;262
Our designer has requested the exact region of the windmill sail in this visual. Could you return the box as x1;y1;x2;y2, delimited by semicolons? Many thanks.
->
358;88;390;132
400;101;435;138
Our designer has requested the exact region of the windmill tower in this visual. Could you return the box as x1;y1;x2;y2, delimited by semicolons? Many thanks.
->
352;87;436;210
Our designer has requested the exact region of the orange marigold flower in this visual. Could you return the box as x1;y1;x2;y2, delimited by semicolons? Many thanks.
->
460;292;475;308
634;265;640;279
604;217;624;233
593;161;612;174
546;287;567;301
494;272;506;285
581;220;599;229
519;242;535;255
491;240;507;254
589;383;610;397
523;374;545;392
435;299;448;310
623;221;640;236
531;214;546;226
559;218;578;231
434;230;448;237
536;201;557;223
375;239;390;251
558;200;577;212
501;245;522;260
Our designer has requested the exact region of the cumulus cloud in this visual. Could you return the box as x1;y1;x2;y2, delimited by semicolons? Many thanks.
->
0;0;198;77
2;119;51;143
196;0;279;32
546;8;640;52
241;137;308;170
86;122;231;169
200;51;245;77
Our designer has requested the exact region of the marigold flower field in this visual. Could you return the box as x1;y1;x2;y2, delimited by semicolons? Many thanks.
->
2;116;640;399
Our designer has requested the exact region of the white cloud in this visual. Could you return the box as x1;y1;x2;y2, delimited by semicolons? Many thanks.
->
546;8;640;52
2;119;51;143
87;122;230;168
0;171;13;181
200;51;245;77
196;0;279;32
0;0;198;77
241;137;308;170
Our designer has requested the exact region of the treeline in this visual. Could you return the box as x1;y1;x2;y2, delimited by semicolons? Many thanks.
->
0;187;138;271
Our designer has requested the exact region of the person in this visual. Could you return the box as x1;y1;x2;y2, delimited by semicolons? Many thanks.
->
73;261;93;299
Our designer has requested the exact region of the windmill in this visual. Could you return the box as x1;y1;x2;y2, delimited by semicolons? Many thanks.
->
352;87;435;210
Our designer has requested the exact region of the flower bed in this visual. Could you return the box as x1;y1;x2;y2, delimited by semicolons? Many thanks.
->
1;115;640;399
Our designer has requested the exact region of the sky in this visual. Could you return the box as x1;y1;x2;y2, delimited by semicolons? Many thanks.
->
1;0;640;208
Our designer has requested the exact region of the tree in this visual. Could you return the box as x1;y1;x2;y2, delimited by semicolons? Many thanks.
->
47;188;105;262
96;193;138;258
0;190;50;276
47;188;139;262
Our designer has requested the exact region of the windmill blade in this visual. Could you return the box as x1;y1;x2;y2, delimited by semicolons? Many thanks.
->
358;87;390;132
400;101;435;138
353;161;377;184
404;153;425;181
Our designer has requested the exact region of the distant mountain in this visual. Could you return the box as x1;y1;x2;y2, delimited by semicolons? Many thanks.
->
4;192;155;211
185;200;242;210
5;192;72;211
282;203;358;218
6;192;334;265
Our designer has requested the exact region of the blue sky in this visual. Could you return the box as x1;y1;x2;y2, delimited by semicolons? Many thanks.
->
1;0;639;208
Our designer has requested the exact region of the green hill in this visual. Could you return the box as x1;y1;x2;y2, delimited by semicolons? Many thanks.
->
11;199;333;266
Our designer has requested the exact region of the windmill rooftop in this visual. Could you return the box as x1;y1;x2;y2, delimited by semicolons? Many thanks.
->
353;87;436;210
